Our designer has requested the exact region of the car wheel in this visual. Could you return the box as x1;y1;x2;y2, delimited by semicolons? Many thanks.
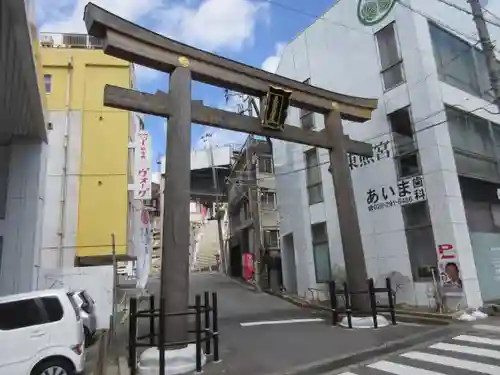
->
31;358;73;375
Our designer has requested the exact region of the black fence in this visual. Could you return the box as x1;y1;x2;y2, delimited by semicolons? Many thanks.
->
128;292;219;375
329;277;396;329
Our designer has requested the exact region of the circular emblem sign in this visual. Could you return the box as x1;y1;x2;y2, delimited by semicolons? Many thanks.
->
357;0;396;26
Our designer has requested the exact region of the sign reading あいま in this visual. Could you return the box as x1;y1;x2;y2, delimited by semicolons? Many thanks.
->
367;175;427;212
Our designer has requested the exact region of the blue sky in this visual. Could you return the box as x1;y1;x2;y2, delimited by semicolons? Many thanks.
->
37;0;335;170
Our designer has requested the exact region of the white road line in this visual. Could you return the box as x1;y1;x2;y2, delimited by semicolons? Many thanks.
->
453;335;500;346
336;372;359;375
369;360;446;374
430;342;500;359
239;318;324;327
401;351;500;374
473;324;500;334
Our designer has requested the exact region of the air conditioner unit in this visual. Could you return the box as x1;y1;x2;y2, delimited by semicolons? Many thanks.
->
41;35;54;47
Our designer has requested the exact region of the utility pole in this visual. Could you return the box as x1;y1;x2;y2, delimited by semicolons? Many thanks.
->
202;132;226;273
469;0;500;110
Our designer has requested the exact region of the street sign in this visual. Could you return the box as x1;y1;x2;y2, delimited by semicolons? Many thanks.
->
262;86;291;131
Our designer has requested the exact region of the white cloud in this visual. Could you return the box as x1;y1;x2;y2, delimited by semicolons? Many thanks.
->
156;0;269;52
261;42;286;73
39;0;162;33
38;0;270;91
38;0;269;53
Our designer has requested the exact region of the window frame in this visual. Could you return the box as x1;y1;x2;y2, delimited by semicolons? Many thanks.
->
260;188;277;210
402;201;437;281
264;229;280;248
259;155;274;174
44;74;52;94
305;148;324;205
311;222;332;283
375;22;405;91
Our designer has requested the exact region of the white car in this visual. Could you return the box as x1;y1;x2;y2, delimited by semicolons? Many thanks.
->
0;289;85;375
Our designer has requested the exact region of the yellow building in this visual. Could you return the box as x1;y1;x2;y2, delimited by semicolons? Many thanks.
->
39;33;138;267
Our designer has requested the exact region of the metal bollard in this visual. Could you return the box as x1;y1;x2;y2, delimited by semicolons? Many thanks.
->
195;294;202;372
386;277;396;325
158;297;166;375
149;295;155;346
328;281;337;326
204;291;211;355
128;298;137;375
212;292;220;362
343;282;352;329
368;278;378;329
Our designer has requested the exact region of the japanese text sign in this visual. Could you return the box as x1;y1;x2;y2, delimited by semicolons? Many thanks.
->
134;130;152;200
367;175;427;212
348;140;392;171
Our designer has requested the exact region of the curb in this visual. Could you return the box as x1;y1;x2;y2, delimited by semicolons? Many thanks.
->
268;292;453;325
270;325;455;375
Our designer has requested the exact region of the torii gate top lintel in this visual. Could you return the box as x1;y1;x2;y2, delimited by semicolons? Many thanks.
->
84;2;378;123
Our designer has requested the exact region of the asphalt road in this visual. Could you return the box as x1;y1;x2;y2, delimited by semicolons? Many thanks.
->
328;322;500;375
147;273;430;375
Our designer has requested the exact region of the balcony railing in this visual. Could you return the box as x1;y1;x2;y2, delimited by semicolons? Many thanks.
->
40;32;103;49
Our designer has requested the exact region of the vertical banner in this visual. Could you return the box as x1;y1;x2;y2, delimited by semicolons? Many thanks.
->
134;130;152;200
136;209;153;289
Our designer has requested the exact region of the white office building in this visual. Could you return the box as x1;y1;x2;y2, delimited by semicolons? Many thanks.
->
273;0;500;308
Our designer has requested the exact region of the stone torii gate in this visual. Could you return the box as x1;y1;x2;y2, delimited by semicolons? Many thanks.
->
84;2;378;348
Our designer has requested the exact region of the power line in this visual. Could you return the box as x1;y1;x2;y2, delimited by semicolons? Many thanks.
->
435;0;500;29
229;102;498;183
262;0;373;36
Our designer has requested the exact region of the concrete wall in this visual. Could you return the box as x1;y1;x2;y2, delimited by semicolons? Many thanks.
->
0;138;47;296
273;0;498;306
38;266;113;329
41;111;82;268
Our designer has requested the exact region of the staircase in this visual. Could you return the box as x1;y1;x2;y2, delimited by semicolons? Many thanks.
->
193;219;220;271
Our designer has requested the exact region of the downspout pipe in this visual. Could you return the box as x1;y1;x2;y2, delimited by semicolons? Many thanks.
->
58;56;73;268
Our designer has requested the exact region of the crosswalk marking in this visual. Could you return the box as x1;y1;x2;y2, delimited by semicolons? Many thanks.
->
368;360;446;374
401;351;500;374
430;342;500;359
336;372;358;375
453;334;500;346
473;324;500;334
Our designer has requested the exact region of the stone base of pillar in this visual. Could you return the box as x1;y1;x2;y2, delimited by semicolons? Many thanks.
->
138;344;206;375
340;315;390;329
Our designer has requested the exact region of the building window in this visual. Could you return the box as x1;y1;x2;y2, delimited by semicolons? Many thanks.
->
300;79;315;129
402;202;437;281
446;106;499;181
389;107;416;156
259;155;274;174
260;188;277;210
429;22;496;101
376;23;404;91
389;107;421;178
44;74;52;93
305;148;323;205
311;222;331;283
264;229;280;248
